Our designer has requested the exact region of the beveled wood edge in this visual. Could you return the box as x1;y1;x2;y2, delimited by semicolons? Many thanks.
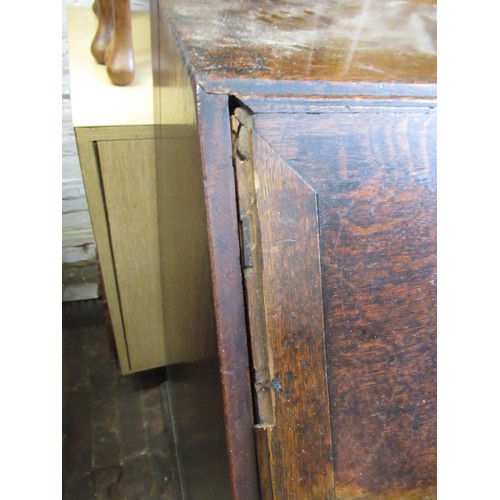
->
196;89;261;499
247;106;437;499
159;13;201;104
74;132;131;374
250;131;336;497
237;95;437;115
200;78;437;99
230;101;339;497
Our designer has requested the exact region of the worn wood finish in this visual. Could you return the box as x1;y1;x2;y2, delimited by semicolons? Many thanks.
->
232;108;335;497
237;125;336;498
159;0;436;96
252;106;437;498
196;92;261;500
152;0;436;497
254;425;274;499
231;109;273;428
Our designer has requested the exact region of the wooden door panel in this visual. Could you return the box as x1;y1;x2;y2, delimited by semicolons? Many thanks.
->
235;103;437;499
254;149;336;497
233;112;335;499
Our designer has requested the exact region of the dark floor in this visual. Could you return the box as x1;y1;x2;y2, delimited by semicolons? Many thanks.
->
62;299;178;499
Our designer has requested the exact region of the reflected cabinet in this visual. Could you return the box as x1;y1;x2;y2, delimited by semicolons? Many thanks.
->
68;5;169;374
151;0;437;498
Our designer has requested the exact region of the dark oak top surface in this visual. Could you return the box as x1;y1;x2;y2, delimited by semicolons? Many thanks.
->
159;0;436;97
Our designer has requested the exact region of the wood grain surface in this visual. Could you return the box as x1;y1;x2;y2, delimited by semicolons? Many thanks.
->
158;0;436;96
253;104;437;498
233;108;336;498
152;1;437;497
196;91;261;500
252;131;336;499
98;138;166;372
75;132;130;373
153;12;260;497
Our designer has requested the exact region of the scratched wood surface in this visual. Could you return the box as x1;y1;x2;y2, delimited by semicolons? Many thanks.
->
232;111;335;498
252;133;336;499
152;0;437;497
251;104;437;498
158;0;436;96
196;91;261;500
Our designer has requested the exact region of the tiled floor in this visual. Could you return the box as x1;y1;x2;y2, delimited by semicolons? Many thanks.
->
62;299;177;499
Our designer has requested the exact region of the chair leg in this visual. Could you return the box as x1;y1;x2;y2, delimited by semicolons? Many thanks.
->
104;0;135;86
90;0;114;65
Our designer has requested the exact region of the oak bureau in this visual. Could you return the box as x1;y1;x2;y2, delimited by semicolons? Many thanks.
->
150;0;437;498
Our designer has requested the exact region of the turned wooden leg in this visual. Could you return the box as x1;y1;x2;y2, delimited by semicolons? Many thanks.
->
104;0;135;86
90;0;114;64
